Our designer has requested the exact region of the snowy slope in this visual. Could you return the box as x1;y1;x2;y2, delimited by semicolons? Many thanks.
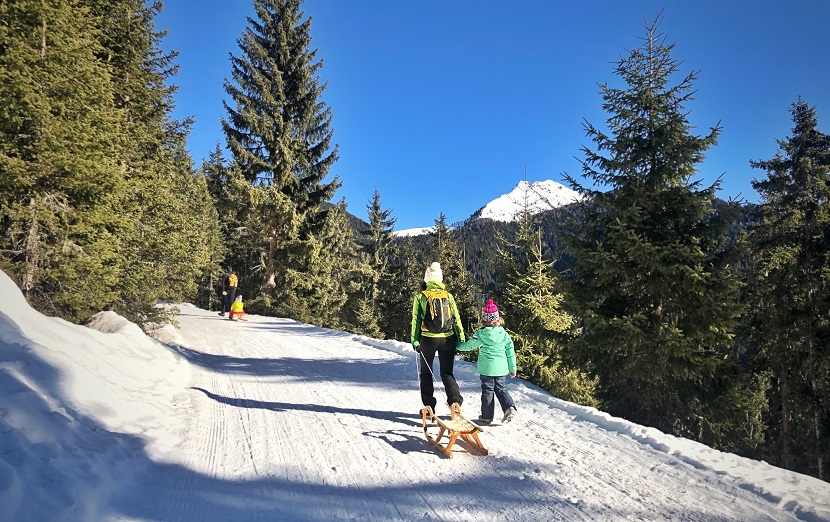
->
392;226;435;238
1;270;829;521
394;179;581;236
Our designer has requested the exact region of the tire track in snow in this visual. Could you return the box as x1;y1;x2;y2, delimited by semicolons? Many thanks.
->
152;314;254;521
264;329;404;519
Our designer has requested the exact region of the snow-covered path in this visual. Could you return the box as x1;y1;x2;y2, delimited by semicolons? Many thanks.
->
111;305;820;521
2;265;828;522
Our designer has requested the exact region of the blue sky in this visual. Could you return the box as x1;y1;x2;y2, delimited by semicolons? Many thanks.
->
156;0;830;230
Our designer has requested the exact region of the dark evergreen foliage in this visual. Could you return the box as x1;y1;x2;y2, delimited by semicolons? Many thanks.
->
493;192;599;407
354;190;396;338
382;237;422;341
555;16;764;451
422;214;479;337
221;0;340;312
746;98;830;480
1;0;218;325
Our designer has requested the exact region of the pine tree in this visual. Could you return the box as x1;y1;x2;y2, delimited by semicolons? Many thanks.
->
202;146;276;291
200;146;255;296
198;145;233;310
297;199;361;329
222;0;340;299
203;143;231;204
558;16;762;450
0;0;126;322
383;237;422;341
350;295;383;338
496;193;598;407
747;98;830;479
426;214;478;336
359;190;396;331
88;0;217;324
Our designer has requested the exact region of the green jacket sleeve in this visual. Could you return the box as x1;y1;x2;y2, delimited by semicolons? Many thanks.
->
506;332;517;373
448;293;465;343
410;293;423;345
456;334;482;353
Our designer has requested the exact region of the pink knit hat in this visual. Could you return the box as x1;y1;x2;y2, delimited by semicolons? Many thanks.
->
482;299;499;323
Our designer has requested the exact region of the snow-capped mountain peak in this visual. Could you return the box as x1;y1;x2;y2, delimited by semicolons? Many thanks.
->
393;179;581;237
474;179;581;222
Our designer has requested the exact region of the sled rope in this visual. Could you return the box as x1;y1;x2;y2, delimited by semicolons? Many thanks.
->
418;349;446;394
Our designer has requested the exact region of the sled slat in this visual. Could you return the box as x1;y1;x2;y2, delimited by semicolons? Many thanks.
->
422;404;488;458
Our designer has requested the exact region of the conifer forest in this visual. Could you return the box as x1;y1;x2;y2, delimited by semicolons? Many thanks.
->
2;0;828;482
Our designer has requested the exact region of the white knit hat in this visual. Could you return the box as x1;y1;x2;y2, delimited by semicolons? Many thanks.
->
423;262;443;283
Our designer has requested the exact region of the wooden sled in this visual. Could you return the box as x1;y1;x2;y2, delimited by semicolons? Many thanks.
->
422;403;488;458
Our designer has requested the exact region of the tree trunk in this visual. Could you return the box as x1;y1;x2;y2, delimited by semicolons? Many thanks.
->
22;198;40;300
264;213;280;288
815;381;828;481
780;367;792;470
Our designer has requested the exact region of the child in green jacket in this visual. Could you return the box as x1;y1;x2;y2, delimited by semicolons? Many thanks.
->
457;299;518;424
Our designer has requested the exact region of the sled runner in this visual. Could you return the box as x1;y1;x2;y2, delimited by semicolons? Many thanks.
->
421;403;488;458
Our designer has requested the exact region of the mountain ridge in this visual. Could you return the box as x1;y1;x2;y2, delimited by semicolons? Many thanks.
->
395;179;580;236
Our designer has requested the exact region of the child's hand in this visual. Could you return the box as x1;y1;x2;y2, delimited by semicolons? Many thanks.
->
509;372;516;378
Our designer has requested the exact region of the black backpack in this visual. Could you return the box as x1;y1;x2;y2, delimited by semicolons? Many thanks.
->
421;289;454;333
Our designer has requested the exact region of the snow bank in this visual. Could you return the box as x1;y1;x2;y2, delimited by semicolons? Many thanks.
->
0;271;190;521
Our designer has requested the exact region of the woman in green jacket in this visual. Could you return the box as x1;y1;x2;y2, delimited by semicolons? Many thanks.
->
457;299;517;424
411;262;466;411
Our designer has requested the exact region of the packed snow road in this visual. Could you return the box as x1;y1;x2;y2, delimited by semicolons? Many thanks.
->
124;304;814;521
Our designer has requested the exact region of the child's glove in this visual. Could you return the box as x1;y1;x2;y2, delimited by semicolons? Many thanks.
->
412;340;421;353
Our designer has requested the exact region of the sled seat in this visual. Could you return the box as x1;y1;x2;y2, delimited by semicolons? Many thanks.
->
422;403;488;458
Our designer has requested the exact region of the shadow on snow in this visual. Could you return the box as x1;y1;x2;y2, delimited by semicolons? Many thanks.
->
167;343;415;391
0;311;758;522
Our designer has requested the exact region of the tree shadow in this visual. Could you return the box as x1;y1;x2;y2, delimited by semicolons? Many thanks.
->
0;310;777;522
168;344;413;391
190;386;423;429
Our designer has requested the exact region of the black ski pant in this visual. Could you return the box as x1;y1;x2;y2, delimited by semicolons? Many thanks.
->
221;287;237;314
418;335;463;409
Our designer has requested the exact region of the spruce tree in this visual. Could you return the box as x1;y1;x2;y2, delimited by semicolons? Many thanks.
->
425;213;478;336
383;237;422;341
360;190;396;329
198;145;233;310
202;147;278;292
558;16;762;450
0;0;126;322
497;194;598;407
200;146;252;291
747;99;830;479
222;0;339;302
298;199;361;329
89;0;217;324
203;143;231;204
